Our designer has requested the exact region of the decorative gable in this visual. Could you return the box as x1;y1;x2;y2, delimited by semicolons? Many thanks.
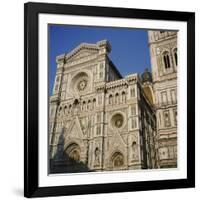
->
65;116;84;140
65;43;99;63
66;49;98;63
109;131;127;151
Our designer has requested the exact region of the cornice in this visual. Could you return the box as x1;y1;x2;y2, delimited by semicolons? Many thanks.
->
106;79;128;90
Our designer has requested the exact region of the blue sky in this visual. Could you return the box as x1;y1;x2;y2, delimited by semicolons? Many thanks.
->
49;25;151;95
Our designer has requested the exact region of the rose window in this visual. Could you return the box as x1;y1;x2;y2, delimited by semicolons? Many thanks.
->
77;79;87;91
111;113;124;129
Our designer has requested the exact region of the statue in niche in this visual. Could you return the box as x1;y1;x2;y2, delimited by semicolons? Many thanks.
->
132;141;138;160
164;111;171;127
115;118;123;128
81;118;87;135
114;155;123;167
94;147;100;166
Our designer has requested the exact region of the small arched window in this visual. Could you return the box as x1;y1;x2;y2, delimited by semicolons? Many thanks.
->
82;101;86;111
132;141;137;149
87;100;91;109
115;93;119;104
64;105;67;114
173;49;178;66
94;147;100;165
68;104;72;114
163;52;171;69
109;94;113;104
122;91;126;102
58;106;62;116
92;98;96;108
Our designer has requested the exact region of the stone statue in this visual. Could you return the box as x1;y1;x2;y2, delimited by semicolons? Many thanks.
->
132;141;138;160
94;148;100;166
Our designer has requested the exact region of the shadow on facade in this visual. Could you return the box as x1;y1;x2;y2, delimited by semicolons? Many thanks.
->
49;132;94;174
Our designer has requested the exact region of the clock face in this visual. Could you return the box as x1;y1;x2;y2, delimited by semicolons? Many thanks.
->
77;79;87;91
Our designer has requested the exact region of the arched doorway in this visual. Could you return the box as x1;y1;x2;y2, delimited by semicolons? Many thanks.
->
111;152;124;169
65;143;81;162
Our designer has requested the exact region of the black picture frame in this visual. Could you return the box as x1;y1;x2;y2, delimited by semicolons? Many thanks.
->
24;2;195;198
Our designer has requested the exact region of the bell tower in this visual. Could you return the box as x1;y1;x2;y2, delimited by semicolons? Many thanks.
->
148;30;178;168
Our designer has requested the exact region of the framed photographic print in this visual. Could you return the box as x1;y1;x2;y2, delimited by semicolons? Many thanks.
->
24;2;195;198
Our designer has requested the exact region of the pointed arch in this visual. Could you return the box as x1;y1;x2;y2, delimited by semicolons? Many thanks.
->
111;152;124;168
115;93;119;104
64;143;81;162
161;50;171;69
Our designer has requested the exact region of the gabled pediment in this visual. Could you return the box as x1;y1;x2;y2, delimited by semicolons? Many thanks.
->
110;131;127;150
65;116;84;139
65;43;99;63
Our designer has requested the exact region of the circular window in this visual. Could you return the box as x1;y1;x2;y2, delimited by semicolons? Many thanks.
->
72;72;89;92
77;78;88;91
111;113;124;129
71;72;89;93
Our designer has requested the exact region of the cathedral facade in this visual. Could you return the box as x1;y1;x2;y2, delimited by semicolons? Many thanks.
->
49;31;177;173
